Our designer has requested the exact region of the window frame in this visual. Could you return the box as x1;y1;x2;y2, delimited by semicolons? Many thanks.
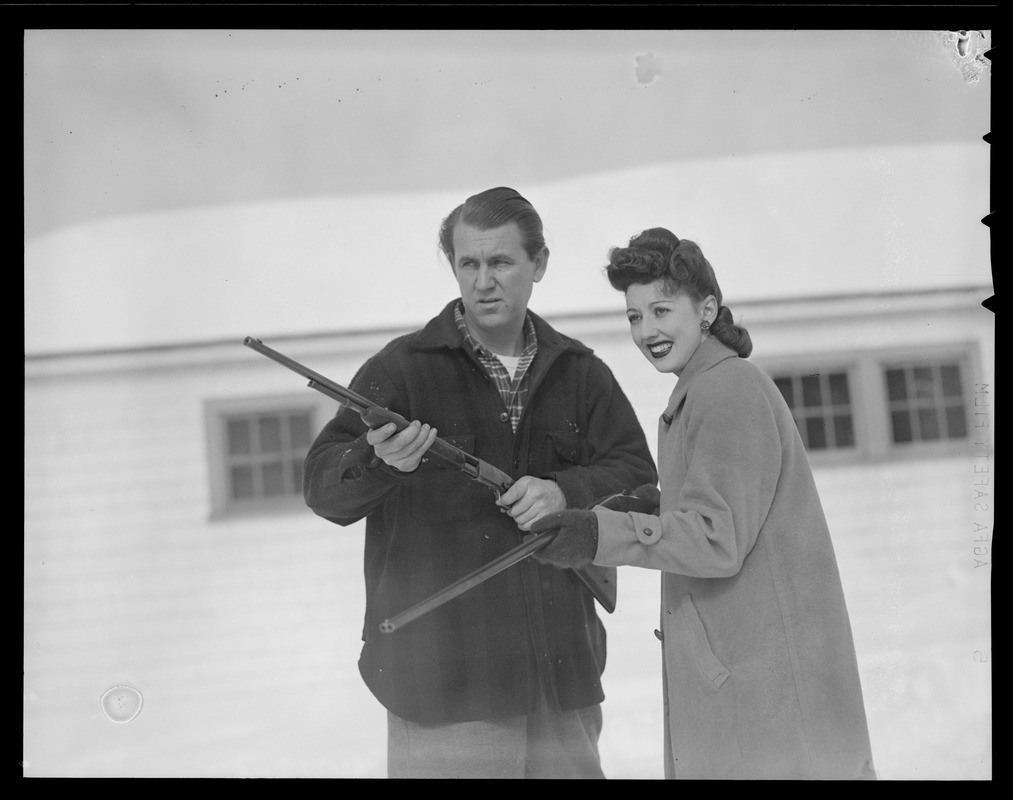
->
205;393;333;520
772;368;859;454
755;342;980;466
758;355;868;466
874;345;979;458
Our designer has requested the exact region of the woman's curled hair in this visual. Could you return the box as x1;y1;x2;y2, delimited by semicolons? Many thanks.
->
605;227;752;358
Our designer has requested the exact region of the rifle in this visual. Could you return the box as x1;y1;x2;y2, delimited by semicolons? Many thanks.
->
378;490;656;634
243;336;620;621
244;336;513;495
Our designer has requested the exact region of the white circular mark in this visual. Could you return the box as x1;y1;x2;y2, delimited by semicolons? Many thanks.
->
100;684;143;723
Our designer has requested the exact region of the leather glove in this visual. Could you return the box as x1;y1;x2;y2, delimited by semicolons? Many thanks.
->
596;483;661;515
632;483;661;511
528;510;599;569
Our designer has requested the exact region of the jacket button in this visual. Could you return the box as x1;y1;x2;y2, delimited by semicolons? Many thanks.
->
498;412;510;423
643;527;653;536
654;629;663;641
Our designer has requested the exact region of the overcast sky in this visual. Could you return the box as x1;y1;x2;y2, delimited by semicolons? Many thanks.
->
24;29;991;242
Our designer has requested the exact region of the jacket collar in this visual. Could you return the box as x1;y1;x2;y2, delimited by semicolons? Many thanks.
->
411;299;591;360
663;335;740;421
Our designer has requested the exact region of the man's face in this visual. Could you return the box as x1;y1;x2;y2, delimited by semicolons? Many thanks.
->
451;221;547;348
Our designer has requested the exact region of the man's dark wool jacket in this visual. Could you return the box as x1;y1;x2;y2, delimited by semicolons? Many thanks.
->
304;300;656;724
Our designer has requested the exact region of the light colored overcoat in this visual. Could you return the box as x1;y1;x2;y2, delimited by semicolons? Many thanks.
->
595;336;876;779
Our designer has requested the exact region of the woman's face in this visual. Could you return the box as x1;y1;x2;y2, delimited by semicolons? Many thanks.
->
625;280;714;376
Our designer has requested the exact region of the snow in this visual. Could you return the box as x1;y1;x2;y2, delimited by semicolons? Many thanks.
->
25;142;990;356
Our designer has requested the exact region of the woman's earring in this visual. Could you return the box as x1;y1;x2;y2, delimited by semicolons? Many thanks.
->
700;320;711;332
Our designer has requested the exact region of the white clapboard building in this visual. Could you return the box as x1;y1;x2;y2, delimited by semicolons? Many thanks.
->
25;142;992;778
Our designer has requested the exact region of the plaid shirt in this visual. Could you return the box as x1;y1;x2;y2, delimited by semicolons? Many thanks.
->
454;303;537;433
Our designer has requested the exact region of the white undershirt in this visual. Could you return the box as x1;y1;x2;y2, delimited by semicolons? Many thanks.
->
495;354;521;381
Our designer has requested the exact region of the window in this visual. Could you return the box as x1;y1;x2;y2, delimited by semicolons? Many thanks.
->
225;410;312;502
760;348;977;463
883;361;969;444
207;396;326;517
773;370;856;451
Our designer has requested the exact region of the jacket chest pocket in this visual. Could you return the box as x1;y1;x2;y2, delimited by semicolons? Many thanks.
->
409;434;496;522
544;430;589;469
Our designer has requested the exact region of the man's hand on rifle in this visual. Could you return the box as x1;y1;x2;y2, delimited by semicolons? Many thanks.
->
367;420;438;473
496;477;566;531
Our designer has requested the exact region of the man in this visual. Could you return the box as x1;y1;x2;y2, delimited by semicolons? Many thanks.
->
303;187;656;778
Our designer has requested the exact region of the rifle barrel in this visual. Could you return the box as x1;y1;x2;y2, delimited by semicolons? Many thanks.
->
243;337;372;412
243;336;514;491
378;532;556;634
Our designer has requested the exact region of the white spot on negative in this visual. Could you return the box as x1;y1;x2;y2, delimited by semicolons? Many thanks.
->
634;53;663;85
100;684;143;723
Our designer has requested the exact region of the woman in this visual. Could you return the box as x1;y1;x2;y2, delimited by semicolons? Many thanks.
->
531;228;876;780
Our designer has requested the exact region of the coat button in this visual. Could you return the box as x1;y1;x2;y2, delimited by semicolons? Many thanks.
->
499;412;510;423
637;525;660;545
654;629;663;641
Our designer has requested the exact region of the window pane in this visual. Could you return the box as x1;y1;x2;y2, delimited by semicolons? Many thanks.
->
771;370;854;453
805;416;827;449
833;414;855;448
801;375;822;407
261;461;286;496
891;410;913;443
886;369;907;402
940;364;963;397
917;408;941;441
259;417;282;452
218;408;318;511
774;377;795;408
884;360;969;445
230;464;254;499
945;405;968;439
829;372;850;405
912;366;936;400
227;418;251;455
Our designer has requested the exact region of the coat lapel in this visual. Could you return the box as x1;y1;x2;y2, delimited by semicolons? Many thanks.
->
661;337;740;424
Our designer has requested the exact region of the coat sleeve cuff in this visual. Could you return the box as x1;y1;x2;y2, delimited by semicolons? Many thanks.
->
592;507;662;567
629;511;662;545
